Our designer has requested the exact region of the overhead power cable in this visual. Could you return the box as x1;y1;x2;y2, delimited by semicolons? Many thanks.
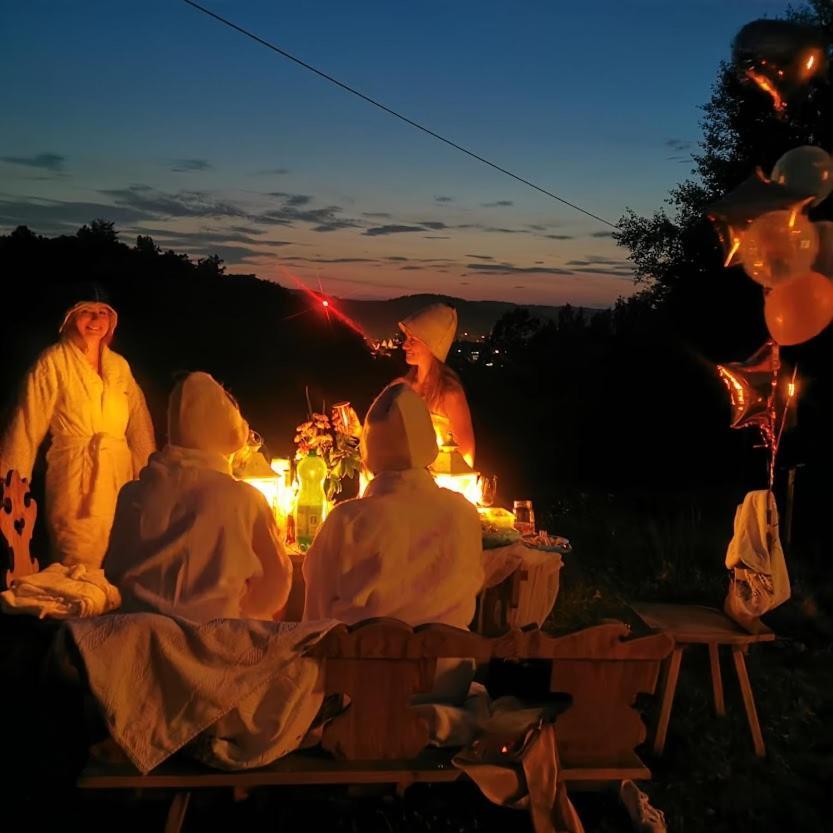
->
181;0;617;228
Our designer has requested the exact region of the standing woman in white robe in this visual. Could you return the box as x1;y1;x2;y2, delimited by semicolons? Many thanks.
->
0;288;156;567
396;303;476;467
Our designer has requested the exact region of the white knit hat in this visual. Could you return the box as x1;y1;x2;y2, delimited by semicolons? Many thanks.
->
360;383;438;474
399;303;458;363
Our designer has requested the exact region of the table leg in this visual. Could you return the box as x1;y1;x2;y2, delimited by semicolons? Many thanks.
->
732;647;766;757
708;643;725;717
653;646;683;756
164;791;191;833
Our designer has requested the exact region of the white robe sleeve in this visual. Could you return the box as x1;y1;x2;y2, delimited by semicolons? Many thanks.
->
124;369;156;477
240;500;294;620
0;353;59;481
301;509;343;622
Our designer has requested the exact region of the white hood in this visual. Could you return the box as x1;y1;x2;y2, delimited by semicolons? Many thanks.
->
360;383;438;475
167;372;249;457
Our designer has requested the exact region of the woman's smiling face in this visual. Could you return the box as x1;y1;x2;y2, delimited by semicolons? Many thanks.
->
72;304;112;344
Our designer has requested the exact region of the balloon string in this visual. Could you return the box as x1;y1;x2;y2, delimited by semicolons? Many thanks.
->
767;341;780;493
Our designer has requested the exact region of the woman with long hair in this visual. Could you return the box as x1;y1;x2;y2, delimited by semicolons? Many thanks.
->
0;285;156;567
397;302;475;466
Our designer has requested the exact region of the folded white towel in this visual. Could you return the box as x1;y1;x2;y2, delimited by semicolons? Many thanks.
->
0;562;121;618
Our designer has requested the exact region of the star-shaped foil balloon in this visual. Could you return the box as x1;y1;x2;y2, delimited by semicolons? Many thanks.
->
717;340;779;431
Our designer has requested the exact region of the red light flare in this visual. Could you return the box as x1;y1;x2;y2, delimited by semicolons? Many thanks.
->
277;265;369;340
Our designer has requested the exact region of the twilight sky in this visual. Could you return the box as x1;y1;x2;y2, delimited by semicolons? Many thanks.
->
1;0;790;306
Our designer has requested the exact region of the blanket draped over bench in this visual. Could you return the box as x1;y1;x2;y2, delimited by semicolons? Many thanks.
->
68;613;339;772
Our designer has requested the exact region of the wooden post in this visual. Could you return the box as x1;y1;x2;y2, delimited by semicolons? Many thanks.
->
784;466;796;551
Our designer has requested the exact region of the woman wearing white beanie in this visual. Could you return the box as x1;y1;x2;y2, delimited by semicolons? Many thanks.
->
396;302;475;466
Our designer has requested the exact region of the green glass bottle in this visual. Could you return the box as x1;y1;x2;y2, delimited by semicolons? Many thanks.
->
295;451;328;550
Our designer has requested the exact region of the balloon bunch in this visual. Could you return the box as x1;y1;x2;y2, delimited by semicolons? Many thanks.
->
708;147;833;346
708;20;833;346
717;340;797;489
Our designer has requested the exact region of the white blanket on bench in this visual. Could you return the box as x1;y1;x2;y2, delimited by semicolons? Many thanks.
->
68;613;338;773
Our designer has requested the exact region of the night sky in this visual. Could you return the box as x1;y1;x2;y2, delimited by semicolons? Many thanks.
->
1;0;789;306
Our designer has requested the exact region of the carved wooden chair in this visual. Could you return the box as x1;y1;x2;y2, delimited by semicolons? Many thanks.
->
0;469;39;591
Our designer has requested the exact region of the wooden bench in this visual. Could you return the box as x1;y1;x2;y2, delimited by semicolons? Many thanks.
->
632;602;775;757
75;619;673;832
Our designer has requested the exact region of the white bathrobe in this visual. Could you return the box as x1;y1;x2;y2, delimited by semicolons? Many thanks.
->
303;467;484;628
0;340;155;567
104;373;293;622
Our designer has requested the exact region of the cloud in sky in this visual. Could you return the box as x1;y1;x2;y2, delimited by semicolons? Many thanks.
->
269;192;313;207
589;230;615;238
132;226;289;247
481;200;513;207
1;152;67;173
545;234;574;240
364;224;426;236
434;195;454;203
256;202;360;232
283;256;375;264
468;263;574;276
0;195;149;232
665;138;696;163
254;167;289;175
101;185;246;219
169;158;213;173
466;254;494;260
362;211;391;218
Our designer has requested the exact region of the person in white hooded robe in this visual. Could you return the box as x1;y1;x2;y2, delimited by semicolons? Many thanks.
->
303;383;484;700
104;371;293;622
0;287;156;568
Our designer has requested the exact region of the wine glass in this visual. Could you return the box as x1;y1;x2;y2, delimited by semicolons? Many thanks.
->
478;474;497;507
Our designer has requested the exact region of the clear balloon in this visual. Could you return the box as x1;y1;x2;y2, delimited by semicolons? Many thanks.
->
741;210;819;287
812;220;833;279
764;271;833;345
707;169;805;267
771;146;833;207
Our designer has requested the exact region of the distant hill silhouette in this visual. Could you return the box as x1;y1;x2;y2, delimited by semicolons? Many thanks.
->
312;292;603;340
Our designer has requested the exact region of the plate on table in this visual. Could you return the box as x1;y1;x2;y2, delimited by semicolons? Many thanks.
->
523;533;572;554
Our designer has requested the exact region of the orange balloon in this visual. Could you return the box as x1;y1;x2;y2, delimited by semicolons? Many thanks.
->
764;271;833;345
741;209;818;288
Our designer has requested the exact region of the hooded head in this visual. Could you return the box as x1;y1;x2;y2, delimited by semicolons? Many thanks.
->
167;372;250;456
360;383;438;475
59;283;118;346
399;303;457;364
